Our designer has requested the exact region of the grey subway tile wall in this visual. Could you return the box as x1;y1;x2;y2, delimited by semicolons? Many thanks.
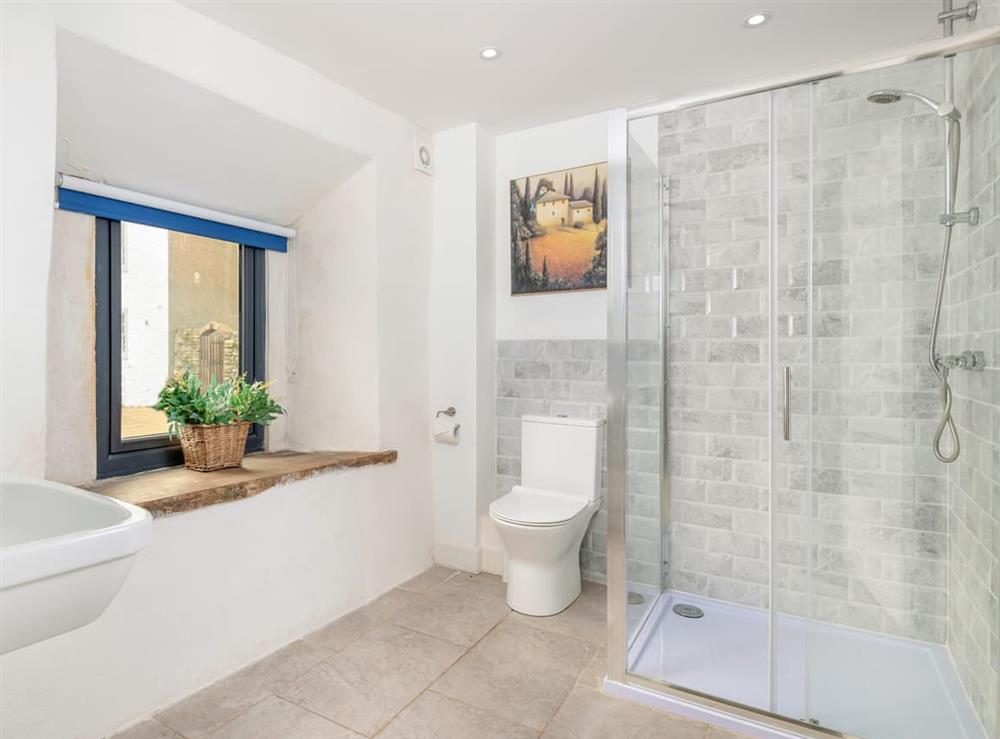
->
947;32;999;739
660;90;774;612
495;339;662;588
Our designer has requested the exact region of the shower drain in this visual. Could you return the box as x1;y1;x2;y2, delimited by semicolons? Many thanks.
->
672;603;704;619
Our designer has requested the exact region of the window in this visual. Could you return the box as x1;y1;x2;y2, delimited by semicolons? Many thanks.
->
96;218;266;477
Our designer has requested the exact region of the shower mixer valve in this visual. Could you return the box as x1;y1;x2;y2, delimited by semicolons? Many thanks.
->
936;350;986;372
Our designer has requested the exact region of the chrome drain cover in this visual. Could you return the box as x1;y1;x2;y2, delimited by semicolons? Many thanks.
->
627;591;646;605
672;603;704;619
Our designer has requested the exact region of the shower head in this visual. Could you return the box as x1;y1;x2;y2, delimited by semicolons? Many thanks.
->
867;90;904;104
867;88;960;120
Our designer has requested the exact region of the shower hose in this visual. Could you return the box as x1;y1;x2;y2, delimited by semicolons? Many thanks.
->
928;223;960;464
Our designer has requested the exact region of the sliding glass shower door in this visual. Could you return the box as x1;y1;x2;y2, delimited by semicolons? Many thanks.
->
621;39;998;739
796;55;982;739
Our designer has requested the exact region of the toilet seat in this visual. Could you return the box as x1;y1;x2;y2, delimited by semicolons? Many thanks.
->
489;486;590;528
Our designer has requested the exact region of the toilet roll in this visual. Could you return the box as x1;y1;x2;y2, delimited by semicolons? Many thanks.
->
433;418;461;445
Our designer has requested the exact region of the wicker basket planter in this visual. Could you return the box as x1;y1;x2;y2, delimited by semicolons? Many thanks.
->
177;422;251;472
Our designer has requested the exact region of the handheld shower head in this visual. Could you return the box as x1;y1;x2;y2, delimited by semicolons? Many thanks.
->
867;88;960;120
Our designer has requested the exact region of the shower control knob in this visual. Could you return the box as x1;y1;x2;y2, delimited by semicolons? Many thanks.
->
960;350;986;372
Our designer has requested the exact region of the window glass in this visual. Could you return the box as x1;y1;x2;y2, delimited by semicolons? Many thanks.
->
119;223;240;440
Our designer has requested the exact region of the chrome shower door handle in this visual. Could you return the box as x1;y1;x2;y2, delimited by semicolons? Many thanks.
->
782;366;791;441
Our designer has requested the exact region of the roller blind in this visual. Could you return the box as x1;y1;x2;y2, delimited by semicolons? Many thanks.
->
56;179;290;252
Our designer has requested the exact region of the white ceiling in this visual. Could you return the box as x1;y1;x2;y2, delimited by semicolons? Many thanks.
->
183;0;942;133
57;32;367;225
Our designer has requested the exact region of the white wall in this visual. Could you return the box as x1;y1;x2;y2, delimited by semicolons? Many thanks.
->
474;125;498;532
495;111;611;341
1;3;436;737
430;124;479;569
28;2;437;477
5;1;435;477
287;164;380;451
0;4;57;477
0;466;431;739
429;123;496;571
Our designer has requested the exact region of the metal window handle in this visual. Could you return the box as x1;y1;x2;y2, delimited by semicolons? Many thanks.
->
782;366;791;441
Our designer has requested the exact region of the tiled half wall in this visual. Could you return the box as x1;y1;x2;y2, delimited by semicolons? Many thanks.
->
495;339;662;588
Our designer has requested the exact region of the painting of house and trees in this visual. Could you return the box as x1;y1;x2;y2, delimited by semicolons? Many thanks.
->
510;162;607;295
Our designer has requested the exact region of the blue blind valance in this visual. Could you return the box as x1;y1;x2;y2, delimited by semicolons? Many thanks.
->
57;187;288;252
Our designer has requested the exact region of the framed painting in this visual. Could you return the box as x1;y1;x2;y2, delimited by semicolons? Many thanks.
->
509;162;607;295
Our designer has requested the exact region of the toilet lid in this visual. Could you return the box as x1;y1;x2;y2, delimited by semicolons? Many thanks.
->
490;486;590;527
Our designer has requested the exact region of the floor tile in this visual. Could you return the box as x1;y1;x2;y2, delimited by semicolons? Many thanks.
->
155;640;331;739
509;580;607;645
305;588;416;652
446;571;507;598
125;573;757;739
376;690;538;739
432;619;596;731
576;647;607;690
110;718;184;739
210;695;361;739
279;624;464;736
391;575;510;647
540;686;709;739
398;565;458;593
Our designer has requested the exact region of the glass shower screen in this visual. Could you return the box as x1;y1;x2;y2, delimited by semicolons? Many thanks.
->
621;41;998;739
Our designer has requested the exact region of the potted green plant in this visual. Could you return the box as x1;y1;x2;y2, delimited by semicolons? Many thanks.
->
154;370;285;471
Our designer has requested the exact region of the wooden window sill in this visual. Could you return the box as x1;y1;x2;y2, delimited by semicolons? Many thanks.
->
87;450;398;517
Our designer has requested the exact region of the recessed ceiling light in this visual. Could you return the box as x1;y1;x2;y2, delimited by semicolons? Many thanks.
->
480;47;501;61
743;11;771;27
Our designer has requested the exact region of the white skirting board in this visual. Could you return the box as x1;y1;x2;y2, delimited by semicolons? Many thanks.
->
478;543;504;576
431;541;504;576
431;542;481;573
434;515;507;575
477;513;505;576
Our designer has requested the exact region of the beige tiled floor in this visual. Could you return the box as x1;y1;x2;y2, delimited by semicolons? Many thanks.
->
113;567;747;739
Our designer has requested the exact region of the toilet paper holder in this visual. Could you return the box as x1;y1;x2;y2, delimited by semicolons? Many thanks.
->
433;407;460;445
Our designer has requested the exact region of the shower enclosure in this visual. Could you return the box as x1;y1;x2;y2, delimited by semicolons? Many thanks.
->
606;24;1000;739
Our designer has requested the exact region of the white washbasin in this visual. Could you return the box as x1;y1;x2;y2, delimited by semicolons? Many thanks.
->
0;474;151;654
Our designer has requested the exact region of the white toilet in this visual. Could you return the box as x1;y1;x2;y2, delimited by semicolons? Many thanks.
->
489;415;604;616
